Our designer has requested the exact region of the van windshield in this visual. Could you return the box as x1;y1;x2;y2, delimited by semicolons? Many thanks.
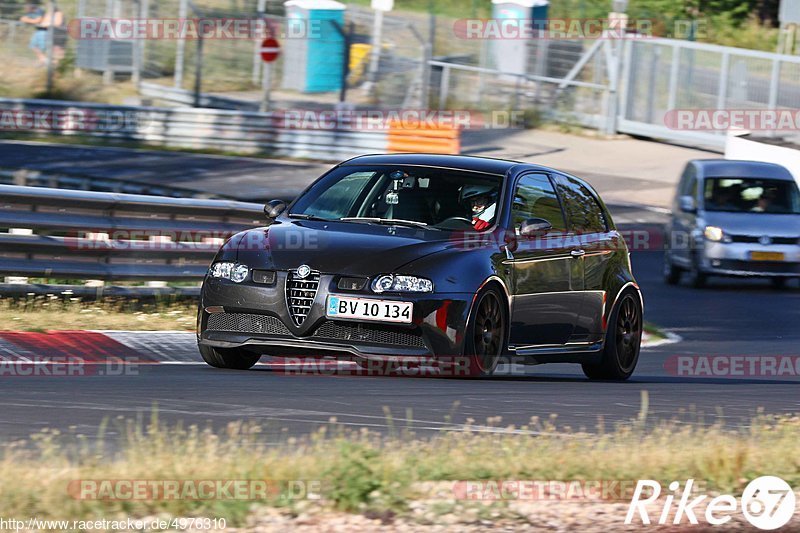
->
704;177;800;214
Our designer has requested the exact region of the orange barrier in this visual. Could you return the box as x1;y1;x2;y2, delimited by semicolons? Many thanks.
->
386;120;461;155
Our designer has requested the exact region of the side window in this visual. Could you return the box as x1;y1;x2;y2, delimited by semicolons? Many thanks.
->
511;174;566;232
554;175;608;233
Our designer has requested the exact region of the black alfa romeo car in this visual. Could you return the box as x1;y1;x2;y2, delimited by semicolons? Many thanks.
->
197;154;643;380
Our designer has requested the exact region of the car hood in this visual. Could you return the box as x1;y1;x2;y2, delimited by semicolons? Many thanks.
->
703;211;800;237
235;220;461;275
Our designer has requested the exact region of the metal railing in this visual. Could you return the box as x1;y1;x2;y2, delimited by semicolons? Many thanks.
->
430;59;609;130
433;35;800;150
618;37;800;150
0;184;264;282
0;167;221;199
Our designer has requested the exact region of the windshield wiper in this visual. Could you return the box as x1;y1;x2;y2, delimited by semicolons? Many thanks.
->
288;213;331;221
340;217;429;228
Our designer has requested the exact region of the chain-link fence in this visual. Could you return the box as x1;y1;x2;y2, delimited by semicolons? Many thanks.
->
0;1;481;111
432;37;613;131
3;1;800;150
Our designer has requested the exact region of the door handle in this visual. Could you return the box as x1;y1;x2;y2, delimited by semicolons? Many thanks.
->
571;249;586;257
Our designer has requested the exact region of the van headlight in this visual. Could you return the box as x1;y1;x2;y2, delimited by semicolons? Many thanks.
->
372;274;433;293
704;226;725;242
209;262;249;283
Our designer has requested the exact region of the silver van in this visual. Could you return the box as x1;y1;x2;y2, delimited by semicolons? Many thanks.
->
664;160;800;288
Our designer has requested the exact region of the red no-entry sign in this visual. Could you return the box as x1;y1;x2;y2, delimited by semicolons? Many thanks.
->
260;37;281;63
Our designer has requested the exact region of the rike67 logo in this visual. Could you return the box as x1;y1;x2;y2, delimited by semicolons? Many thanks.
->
626;476;796;530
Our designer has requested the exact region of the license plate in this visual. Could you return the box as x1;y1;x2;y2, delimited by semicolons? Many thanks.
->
326;296;413;324
750;251;785;262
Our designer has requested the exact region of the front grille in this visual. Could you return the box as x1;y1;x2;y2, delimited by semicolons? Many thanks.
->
313;321;426;348
207;313;292;335
730;235;799;245
286;269;320;326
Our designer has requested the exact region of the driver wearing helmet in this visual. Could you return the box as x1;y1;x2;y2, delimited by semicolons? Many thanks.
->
460;184;497;231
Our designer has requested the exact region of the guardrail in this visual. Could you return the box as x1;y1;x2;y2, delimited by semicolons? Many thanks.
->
0;168;220;199
0;97;462;161
0;185;265;283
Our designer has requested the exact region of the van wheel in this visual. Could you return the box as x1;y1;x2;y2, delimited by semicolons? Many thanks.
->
663;253;682;285
686;254;707;288
771;278;787;290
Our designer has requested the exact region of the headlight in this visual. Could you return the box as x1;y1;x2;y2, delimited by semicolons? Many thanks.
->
231;264;249;283
704;226;724;242
209;262;249;283
371;274;433;293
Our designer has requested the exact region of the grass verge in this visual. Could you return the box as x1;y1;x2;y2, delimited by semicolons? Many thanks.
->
643;322;669;343
0;408;798;526
0;297;196;331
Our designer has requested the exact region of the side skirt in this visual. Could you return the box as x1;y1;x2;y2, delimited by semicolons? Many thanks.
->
511;342;604;365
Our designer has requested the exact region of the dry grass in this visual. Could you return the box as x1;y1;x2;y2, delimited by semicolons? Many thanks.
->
0;296;196;331
0;409;798;525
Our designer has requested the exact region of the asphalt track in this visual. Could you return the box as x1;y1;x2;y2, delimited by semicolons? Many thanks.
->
0;244;797;443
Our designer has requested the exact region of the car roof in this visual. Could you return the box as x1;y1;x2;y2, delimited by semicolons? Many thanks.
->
338;154;603;196
690;159;795;181
340;153;530;176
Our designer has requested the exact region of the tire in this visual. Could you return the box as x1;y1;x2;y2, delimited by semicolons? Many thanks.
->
199;344;261;370
582;289;642;381
663;252;682;285
463;286;507;378
685;253;707;288
771;278;787;290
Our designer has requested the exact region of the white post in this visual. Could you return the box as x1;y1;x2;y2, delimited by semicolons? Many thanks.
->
5;228;33;285
45;1;55;93
174;0;188;88
364;9;384;92
260;62;273;112
252;0;267;85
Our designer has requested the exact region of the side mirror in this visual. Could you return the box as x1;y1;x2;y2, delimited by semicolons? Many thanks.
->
679;195;696;213
264;199;287;219
519;217;552;237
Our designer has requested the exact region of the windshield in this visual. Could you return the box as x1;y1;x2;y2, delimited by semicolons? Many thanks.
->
289;165;504;231
703;177;800;214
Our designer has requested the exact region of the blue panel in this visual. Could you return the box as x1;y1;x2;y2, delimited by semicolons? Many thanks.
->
304;9;345;93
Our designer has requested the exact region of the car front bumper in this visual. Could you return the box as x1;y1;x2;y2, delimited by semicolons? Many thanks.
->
197;275;475;362
700;242;800;277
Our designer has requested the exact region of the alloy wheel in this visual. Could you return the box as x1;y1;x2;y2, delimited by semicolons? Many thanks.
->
615;294;642;372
